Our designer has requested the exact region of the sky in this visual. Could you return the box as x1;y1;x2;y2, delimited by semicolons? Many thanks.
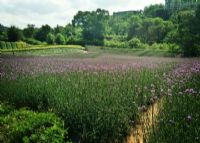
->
0;0;165;28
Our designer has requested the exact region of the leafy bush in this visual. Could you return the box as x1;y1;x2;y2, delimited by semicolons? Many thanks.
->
55;33;66;45
67;37;84;46
104;40;129;48
0;107;69;143
11;42;17;49
46;33;55;44
6;42;12;49
24;38;45;45
0;41;6;49
150;43;180;53
128;37;148;49
128;37;141;48
16;42;27;49
0;102;14;118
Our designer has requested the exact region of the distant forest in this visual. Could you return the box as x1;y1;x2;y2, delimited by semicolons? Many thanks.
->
0;3;200;56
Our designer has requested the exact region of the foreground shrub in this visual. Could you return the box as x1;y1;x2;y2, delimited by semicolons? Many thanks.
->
0;107;69;143
0;102;14;118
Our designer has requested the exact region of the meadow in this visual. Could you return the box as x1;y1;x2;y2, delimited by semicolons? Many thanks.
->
0;47;200;143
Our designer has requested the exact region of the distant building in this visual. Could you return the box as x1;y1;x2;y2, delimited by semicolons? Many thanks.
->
165;0;199;10
113;10;142;17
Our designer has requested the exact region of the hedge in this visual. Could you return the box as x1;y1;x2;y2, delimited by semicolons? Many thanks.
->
0;41;27;49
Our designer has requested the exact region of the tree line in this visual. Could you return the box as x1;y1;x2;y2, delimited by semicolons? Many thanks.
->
0;4;200;56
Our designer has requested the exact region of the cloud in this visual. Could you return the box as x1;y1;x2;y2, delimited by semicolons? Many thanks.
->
0;0;165;28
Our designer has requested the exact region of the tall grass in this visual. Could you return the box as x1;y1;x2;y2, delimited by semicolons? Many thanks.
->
147;64;200;143
0;68;168;142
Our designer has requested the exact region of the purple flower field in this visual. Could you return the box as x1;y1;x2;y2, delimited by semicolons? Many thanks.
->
0;54;197;77
0;54;200;143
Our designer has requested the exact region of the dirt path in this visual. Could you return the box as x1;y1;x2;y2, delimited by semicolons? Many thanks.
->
125;98;163;143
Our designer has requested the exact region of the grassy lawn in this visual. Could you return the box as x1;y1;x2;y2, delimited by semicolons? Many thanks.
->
1;45;175;58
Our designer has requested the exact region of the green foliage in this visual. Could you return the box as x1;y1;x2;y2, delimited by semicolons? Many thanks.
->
24;38;45;45
150;43;180;55
0;103;14;118
35;25;51;42
72;8;109;46
11;42;17;49
7;26;23;42
0;41;27;50
0;24;8;41
6;42;12;49
23;24;36;38
55;33;66;45
144;4;169;20
0;106;68;143
128;17;174;44
177;10;200;56
16;42;27;49
128;37;147;49
0;41;6;49
46;33;55;44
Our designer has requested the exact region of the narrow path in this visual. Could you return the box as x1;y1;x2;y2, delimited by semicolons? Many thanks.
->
125;98;163;143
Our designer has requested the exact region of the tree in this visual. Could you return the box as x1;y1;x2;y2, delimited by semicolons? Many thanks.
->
46;33;55;44
7;26;23;42
128;17;173;44
55;33;65;45
23;24;35;38
72;9;109;45
35;25;51;42
0;24;8;41
144;4;170;20
128;16;142;39
177;10;199;56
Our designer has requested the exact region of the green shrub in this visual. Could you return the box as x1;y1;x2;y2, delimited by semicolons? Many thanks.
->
128;38;149;49
150;43;180;52
0;103;14;118
0;41;7;49
104;40;129;48
55;33;66;45
1;108;69;143
6;42;12;49
16;42;27;49
11;42;17;49
46;33;55;44
24;38;44;45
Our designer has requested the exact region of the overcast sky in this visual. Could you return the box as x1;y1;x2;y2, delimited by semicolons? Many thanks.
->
0;0;165;28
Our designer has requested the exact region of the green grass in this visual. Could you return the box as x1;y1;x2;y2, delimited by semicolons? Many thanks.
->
0;68;169;143
147;73;200;143
102;47;174;57
1;45;175;58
